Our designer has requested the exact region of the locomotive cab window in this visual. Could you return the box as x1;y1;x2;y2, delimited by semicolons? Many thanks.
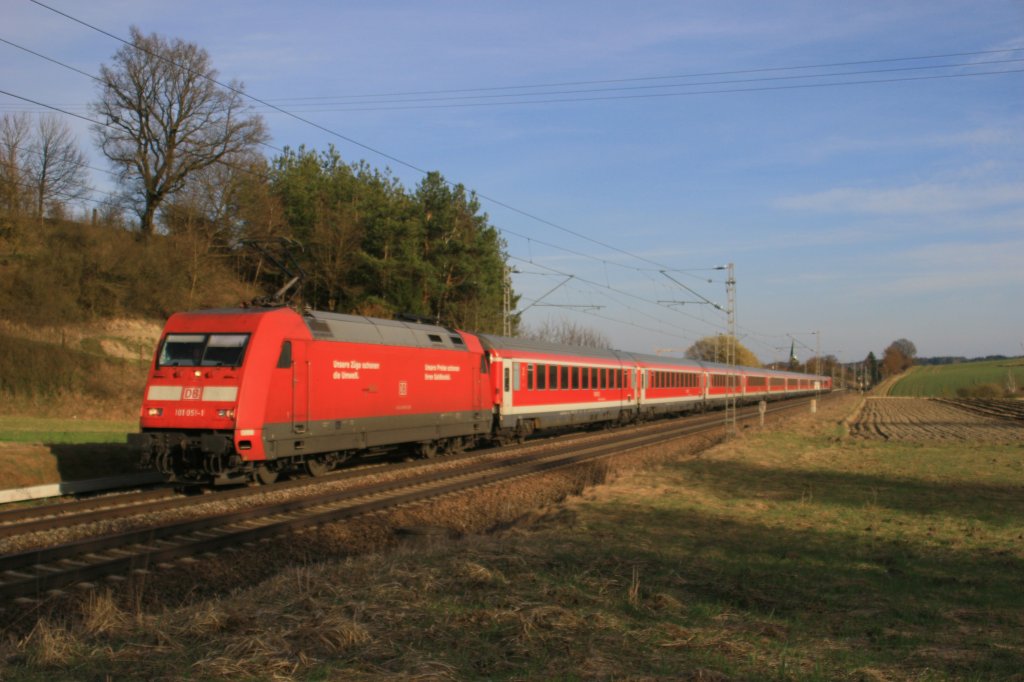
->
158;333;250;368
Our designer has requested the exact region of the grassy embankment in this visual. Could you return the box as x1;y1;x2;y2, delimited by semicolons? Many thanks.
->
4;394;1022;680
890;358;1024;397
0;322;157;487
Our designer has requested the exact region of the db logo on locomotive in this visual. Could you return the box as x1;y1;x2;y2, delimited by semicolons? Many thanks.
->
182;387;203;401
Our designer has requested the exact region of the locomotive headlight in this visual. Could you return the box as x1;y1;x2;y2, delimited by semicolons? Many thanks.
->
217;409;236;419
147;407;163;417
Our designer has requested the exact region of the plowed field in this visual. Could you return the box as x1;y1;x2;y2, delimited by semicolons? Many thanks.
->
851;397;1024;443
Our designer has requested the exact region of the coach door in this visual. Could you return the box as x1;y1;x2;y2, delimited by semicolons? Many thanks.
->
502;361;516;412
291;340;310;434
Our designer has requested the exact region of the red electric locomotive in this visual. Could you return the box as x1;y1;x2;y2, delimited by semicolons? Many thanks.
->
130;307;493;485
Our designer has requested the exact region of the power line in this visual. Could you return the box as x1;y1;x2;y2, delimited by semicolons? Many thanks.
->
251;56;1024;109
263;46;1024;101
253;68;1024;113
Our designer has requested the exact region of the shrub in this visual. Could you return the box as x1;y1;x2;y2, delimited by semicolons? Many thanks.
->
955;383;1006;399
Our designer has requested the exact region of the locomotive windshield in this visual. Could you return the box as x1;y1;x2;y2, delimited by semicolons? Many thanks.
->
158;333;250;368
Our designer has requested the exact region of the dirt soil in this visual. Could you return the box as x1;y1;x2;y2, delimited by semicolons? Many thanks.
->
850;397;1024;444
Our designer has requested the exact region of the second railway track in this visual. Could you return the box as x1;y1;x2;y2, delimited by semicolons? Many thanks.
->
0;396;826;604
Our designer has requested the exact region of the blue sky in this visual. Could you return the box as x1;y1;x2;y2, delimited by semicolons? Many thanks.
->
3;0;1022;362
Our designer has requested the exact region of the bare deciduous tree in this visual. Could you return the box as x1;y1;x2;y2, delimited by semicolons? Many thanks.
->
26;114;90;219
0;113;32;219
523;317;611;348
90;26;267;236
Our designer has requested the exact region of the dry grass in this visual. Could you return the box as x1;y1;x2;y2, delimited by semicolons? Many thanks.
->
4;394;1021;680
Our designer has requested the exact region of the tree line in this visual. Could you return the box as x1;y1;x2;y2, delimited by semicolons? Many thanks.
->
0;27;516;334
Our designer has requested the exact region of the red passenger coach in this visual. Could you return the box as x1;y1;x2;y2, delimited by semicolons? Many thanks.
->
131;308;491;484
629;353;707;417
477;335;636;439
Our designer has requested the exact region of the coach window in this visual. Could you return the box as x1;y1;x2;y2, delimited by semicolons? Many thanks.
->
537;364;547;390
571;366;580;389
513;362;521;391
527;364;535;390
560;365;570;390
504;368;510;392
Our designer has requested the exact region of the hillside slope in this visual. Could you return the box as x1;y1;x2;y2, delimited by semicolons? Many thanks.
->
0;318;162;419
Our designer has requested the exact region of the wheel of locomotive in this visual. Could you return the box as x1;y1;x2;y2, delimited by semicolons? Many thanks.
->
418;441;438;459
305;456;332;477
446;436;466;456
255;464;279;485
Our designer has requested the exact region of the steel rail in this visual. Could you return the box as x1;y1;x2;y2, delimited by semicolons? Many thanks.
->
0;395;828;602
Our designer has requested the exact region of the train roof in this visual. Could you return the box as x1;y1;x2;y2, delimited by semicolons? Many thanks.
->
303;311;471;351
479;335;827;380
477;333;627;361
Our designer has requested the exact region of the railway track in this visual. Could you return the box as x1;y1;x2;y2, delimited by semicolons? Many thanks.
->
0;396;826;604
0;460;395;542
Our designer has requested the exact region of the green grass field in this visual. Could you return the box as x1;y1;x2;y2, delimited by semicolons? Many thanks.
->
889;358;1024;397
0;416;139;487
0;416;137;444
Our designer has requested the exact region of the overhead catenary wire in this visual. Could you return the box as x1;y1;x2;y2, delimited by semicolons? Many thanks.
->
508;254;729;338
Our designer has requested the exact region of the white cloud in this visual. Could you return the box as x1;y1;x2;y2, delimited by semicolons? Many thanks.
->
803;125;1023;161
777;182;1024;214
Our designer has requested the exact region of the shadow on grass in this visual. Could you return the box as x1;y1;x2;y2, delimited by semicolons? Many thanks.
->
673;457;1024;525
542;497;1024;678
49;442;138;481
